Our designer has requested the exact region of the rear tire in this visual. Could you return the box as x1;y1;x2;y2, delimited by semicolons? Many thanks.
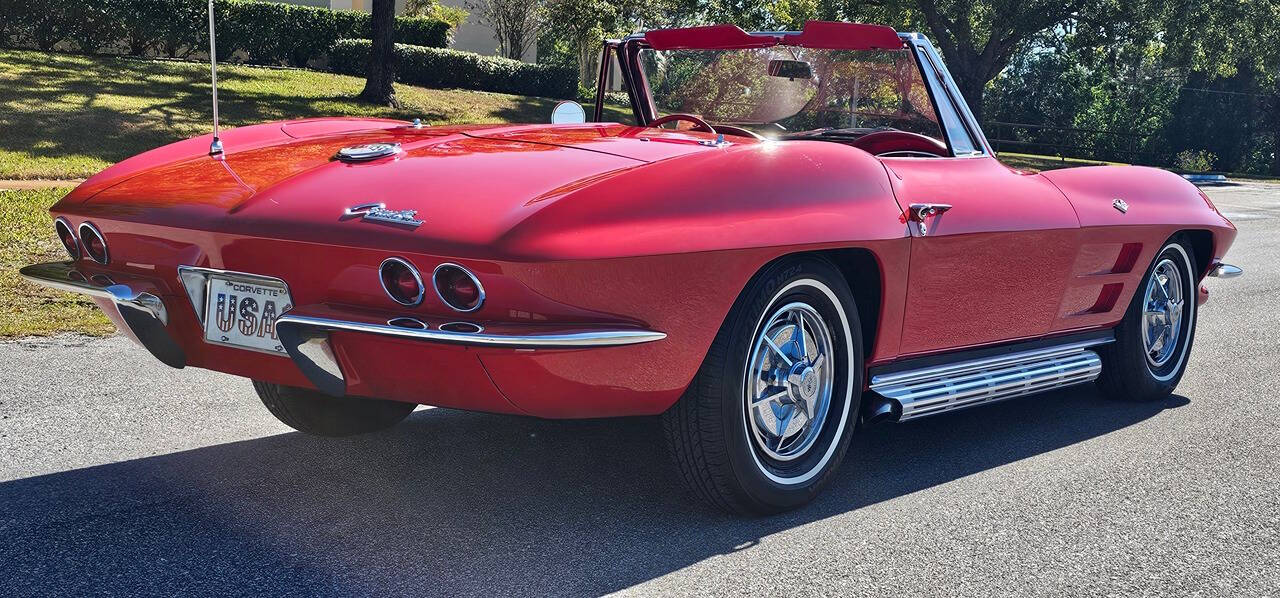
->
253;381;417;437
662;256;863;515
1098;236;1198;402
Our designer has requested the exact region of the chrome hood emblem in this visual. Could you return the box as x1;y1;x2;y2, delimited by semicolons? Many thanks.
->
336;142;401;162
1112;198;1129;213
343;202;423;228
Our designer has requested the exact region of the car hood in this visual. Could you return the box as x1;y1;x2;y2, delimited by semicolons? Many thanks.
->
61;120;751;256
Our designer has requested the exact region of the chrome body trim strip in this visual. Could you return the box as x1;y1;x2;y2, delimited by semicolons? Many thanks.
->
19;261;185;368
275;314;667;348
1209;263;1243;278
275;313;666;397
869;339;1110;422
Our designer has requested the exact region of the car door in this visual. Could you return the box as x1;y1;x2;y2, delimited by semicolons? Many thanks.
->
883;155;1082;355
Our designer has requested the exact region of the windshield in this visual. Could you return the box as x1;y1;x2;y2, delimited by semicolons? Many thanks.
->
638;46;944;142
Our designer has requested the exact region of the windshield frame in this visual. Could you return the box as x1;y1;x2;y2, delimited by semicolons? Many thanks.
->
595;30;993;158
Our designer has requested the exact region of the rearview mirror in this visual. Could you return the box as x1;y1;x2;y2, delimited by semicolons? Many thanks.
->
550;101;586;124
768;59;814;80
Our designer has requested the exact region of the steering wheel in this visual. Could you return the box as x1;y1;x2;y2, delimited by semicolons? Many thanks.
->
713;124;766;141
648;113;716;134
850;130;949;157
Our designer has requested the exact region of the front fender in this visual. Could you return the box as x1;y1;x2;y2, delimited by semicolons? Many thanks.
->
1039;165;1232;231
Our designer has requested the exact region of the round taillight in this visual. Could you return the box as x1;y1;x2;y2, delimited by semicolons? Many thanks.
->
79;222;109;264
433;263;484;312
54;217;79;260
379;257;424;306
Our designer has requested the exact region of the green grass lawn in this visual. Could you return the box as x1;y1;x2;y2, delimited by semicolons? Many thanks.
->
0;49;634;337
0;188;114;337
995;152;1125;172
0;49;623;180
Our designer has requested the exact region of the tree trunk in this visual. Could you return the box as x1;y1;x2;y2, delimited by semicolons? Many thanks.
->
954;71;986;126
359;0;399;108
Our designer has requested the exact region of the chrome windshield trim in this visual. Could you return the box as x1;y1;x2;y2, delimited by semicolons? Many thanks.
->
275;314;666;348
904;33;993;155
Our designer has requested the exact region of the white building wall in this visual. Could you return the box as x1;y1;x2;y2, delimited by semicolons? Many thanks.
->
312;0;534;62
437;1;535;62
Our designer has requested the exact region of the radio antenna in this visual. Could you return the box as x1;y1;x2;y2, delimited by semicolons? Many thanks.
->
207;0;223;155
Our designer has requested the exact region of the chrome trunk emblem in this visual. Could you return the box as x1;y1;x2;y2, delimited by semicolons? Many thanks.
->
343;202;423;227
1113;198;1129;213
335;142;401;162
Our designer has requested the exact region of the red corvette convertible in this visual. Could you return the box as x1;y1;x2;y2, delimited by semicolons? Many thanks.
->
23;22;1241;514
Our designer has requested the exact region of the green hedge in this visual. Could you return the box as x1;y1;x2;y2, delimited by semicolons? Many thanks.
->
330;39;578;99
0;0;450;66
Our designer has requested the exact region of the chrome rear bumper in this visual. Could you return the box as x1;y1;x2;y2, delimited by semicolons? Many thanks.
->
1208;263;1243;278
276;310;667;397
20;261;667;397
19;261;186;368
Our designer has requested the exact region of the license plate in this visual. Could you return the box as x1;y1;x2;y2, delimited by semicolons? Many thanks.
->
203;275;293;354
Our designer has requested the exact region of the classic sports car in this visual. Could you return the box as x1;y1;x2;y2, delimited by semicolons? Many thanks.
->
23;21;1241;514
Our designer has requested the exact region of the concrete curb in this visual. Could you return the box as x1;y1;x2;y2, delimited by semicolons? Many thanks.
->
0;179;84;190
1181;174;1228;183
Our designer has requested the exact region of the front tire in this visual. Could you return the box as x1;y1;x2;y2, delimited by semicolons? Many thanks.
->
1098;237;1198;402
662;257;862;514
253;381;418;437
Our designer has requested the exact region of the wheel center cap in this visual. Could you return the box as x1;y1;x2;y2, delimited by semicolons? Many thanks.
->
791;366;819;402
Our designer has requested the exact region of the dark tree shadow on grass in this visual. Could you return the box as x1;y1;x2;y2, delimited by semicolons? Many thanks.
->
0;52;443;171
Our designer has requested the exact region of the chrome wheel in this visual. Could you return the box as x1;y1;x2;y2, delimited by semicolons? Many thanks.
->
1141;258;1185;369
744;302;835;463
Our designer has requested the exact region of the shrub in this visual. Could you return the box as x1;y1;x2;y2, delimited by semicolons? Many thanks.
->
1174;149;1217;173
329;38;578;99
396;17;451;48
0;0;451;66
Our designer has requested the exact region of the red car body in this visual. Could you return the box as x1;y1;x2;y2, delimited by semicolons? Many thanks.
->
27;24;1237;422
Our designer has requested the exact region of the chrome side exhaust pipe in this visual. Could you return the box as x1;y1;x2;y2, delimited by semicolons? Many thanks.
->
866;339;1110;423
862;395;900;426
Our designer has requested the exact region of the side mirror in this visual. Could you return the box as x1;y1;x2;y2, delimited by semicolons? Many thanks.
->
768;59;814;80
550;101;587;124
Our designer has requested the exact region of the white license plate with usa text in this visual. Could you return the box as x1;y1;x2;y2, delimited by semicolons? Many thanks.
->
202;276;293;354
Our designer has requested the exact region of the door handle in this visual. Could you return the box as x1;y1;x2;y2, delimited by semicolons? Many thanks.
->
907;203;952;236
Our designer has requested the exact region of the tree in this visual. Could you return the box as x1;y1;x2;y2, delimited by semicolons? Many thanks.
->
405;0;469;28
906;0;1099;123
358;0;399;107
467;0;544;60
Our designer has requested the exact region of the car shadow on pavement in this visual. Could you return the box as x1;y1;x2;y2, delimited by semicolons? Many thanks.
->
0;387;1189;596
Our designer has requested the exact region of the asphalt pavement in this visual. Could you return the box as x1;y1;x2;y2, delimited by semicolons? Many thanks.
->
2;183;1278;597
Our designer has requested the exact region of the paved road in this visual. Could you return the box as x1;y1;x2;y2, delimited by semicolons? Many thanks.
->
2;184;1278;597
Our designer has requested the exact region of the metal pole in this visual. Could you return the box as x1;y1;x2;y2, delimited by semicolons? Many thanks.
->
208;0;223;155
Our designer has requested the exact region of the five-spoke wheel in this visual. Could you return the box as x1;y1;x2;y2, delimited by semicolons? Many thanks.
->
663;256;862;514
1142;258;1186;374
745;303;834;463
1099;237;1198;401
